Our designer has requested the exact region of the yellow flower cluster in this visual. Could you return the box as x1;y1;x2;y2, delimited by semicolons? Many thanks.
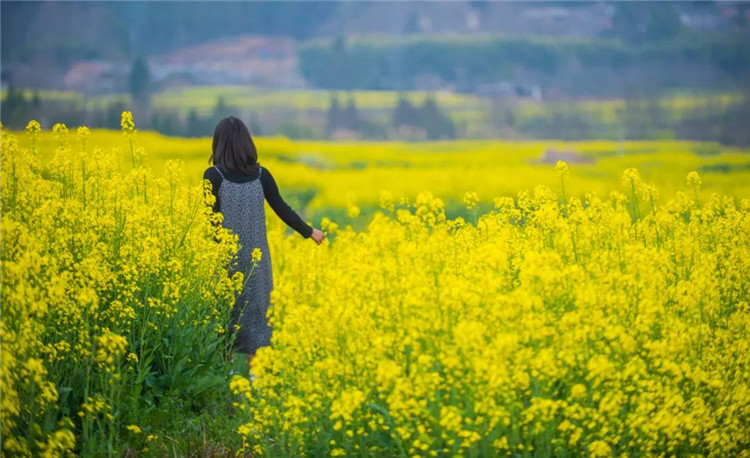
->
346;192;361;219
25;120;41;134
233;169;750;456
462;191;479;210
252;247;263;264
554;159;570;177
1;118;242;455
95;330;128;369
120;110;136;135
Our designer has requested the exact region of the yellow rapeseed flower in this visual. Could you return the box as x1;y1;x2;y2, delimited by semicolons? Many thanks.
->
121;110;136;135
686;171;702;189
26;120;41;134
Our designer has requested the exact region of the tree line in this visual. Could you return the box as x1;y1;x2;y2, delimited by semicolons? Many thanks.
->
299;34;750;95
325;93;455;140
4;86;750;147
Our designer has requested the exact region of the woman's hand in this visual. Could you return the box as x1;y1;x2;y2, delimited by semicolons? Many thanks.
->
310;228;326;245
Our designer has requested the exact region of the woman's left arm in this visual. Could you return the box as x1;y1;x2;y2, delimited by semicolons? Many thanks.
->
203;167;222;214
202;167;224;243
261;168;314;238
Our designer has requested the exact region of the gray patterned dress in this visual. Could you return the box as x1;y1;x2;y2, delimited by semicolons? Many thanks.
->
214;165;273;354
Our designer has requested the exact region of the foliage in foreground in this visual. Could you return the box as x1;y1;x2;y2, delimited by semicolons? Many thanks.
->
1;117;243;456
233;166;750;456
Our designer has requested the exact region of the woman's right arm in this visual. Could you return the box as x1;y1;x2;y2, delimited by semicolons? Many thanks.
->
260;168;319;240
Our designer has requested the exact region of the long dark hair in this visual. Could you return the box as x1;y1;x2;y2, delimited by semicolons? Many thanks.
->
209;116;259;174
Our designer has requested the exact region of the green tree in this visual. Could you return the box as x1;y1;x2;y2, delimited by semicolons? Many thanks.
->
343;97;360;131
186;109;201;137
392;94;420;129
31;91;41;110
129;56;151;102
420;95;455;140
213;97;230;122
326;93;344;136
151;111;180;136
1;86;28;127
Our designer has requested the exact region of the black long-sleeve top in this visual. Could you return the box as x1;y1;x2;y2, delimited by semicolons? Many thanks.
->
203;165;313;238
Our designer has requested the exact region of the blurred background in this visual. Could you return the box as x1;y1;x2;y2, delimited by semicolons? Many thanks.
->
2;1;749;145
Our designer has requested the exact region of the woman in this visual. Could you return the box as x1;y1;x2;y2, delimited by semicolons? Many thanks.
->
204;116;325;377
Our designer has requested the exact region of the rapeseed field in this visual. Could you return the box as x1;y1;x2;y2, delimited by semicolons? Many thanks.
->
2;115;748;456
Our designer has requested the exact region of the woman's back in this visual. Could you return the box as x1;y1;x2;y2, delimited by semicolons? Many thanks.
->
204;164;313;239
211;164;274;355
211;165;269;273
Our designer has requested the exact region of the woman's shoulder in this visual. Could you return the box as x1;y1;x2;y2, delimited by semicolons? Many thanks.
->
203;165;222;181
258;165;276;184
258;164;273;177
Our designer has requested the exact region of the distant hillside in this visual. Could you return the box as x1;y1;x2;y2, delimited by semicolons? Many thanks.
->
1;2;339;65
2;1;748;95
5;1;747;68
148;35;304;88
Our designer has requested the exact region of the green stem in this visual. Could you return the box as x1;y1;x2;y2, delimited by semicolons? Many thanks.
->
129;136;135;169
82;159;87;210
693;184;701;207
570;225;580;264
630;178;639;240
650;193;661;250
630;179;640;222
10;154;17;219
